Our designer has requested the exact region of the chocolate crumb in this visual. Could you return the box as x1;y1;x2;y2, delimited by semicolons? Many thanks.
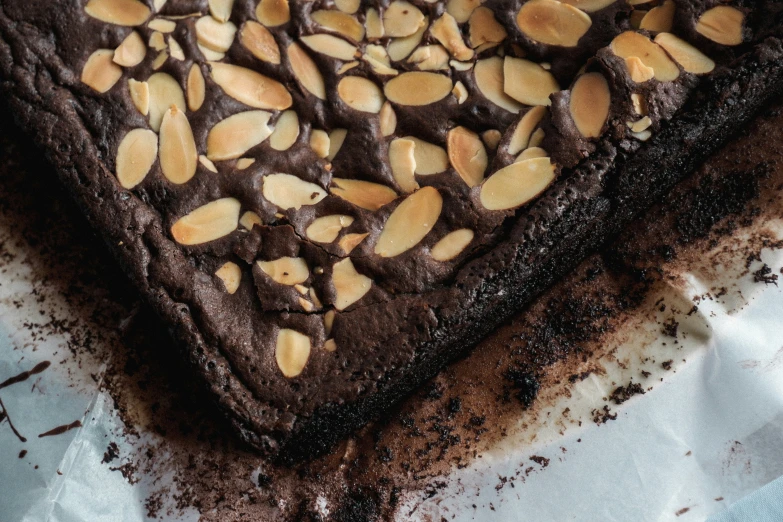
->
102;442;119;464
675;507;691;516
753;264;779;285
610;382;645;405
662;360;674;371
18;449;27;459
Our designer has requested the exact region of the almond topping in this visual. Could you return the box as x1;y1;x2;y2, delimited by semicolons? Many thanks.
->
256;0;290;27
508;106;547;155
333;258;372;310
210;62;293;109
328;129;348;160
82;50;123;93
430;13;474;61
654;33;715;74
447;126;487;188
338;61;360;74
404;137;449;175
159;106;198;184
306;215;355;243
452;81;468;104
364;45;399;76
128;79;150;116
324;339;337;352
446;0;482;23
482;130;502;150
631;93;648;116
288;43;327;100
560;0;617;13
389;139;419;193
196;16;237;53
169;37;185;60
240;21;281;64
149;18;176;32
262;174;327;210
311;10;365;42
384;1;425;38
85;0;151;26
216;261;241;294
375;187;442;258
528;128;546;148
639;0;675;33
516;0;592;48
696;6;744;46
152;50;168;70
365;8;385;40
257;257;309;285
503;57;560;107
309;287;323;308
310;129;331;159
153;0;167;10
237;158;255;169
209;0;235;22
207;111;273;161
630;10;646;30
469;7;508;50
324;310;336;335
569;72;610;138
625;56;655;83
116;128;157;189
380;102;398;137
338;76;385;113
335;0;361;14
198;43;225;61
148;72;186;132
384;72;452;106
149;31;167;51
480;157;556;210
330;179;398;211
338;232;369;254
628;116;652;133
200;155;219;173
187;64;206;111
408;45;450;71
301;34;359;61
113;31;146;67
516;146;548;162
270;110;300;151
431;229;474;261
275;329;310;378
171;198;241;245
474;57;523;113
239;210;262;229
611;31;679;82
387;16;428;61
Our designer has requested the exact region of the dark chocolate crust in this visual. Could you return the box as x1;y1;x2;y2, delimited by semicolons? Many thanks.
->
1;1;782;461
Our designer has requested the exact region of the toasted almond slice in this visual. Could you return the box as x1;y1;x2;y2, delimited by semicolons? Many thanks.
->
270;110;299;151
186;64;206;111
528;128;546;148
696;6;744;46
287;43;327;100
628;116;652;133
384;1;425;37
338;61;360;74
113;31;146;67
389;139;419;193
570;72;610;138
379;102;397;137
333;258;372;310
210;62;292;109
257;257;309;285
199;155;219;173
560;0;617;13
625;56;655;83
403;137;449;175
480;157;556;210
516;0;592;47
149;18;176;32
240;21;281;64
508;106;546;155
306;215;355;243
408;45;450;71
375;187;442;257
654;33;715;74
237;157;255;169
256;0;290;27
128;79;150;116
335;0;360;14
387;16;428;61
515;146;548;162
631;93;648;116
196;16;237;53
171;198;241;245
630;10;647;29
209;0;235;22
169;37;185;60
338;232;369;254
116;128;158;189
431;229;474;261
148;73;187;132
275;329;310;378
431;13;474;61
364;45;399;76
503;57;559;107
452;81;468;104
323;339;337;352
298;298;314;311
310;129;331;158
324;309;336;335
639;0;674;32
239;210;262;229
153;0;167;10
152;50;169;70
479;130;500;151
198;43;225;61
366;8;385;40
309;287;323;308
451;59;474;71
469;6;507;49
447;126;487;188
149;31;167;51
159;106;198;185
263;174;327;209
300;34;358;61
82;50;123;93
207;111;273;161
338;76;385;113
85;0;151;26
611;31;679;82
446;0;482;23
311;10;365;41
384;72;452;106
215;261;241;293
330;178;398;210
328;129;348;160
474;57;524;113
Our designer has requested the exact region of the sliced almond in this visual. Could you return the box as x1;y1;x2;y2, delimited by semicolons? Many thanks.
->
159;106;198;184
446;0;482;23
168;37;185;60
569;72;610;138
338;76;385;113
363;44;399;76
639;0;674;33
149;18;176;32
384;1;425;38
503;57;559;107
311;10;365;41
335;0;360;14
113;31;146;67
187;64;206;111
196;16;237;53
215;261;241;294
323;339;337;352
447;126;487;188
237;158;255;169
469;6;508;50
338;232;369;254
330;178;397;211
239;210;262;229
696;6;744;46
257;257;309;285
430;13;474;62
256;0;290;27
153;0;168;11
452;81;468;104
210;62;292;109
328;129;348;160
338;61;360;74
451;59;474;71
403;137;449;175
324;310;336;336
654;33;715;74
128;79;150;115
384;72;452;106
209;0;235;22
380;102;397;137
309;287;323;308
508;106;547;155
482;129;502;150
333;258;372;310
262;174;327;210
408;45;450;71
480;157;556;210
171;198;241;245
630;10;647;29
85;0;151;26
628;116;652;133
431;229;474;261
516;0;592;47
299;298;315;311
116;128;158;189
631;93;648;116
198;43;225;61
611;31;679;82
152;50;169;70
374;187;442;258
149;31;167;51
301;34;359;61
306;215;355;243
528;128;545;148
275;329;310;378
560;0;617;13
516;146;548;161
287;43;327;100
366;8;385;40
207;111;273;161
269;110;299;151
148;72;186;132
474;57;523;113
310;129;331;159
82;50;123;93
200;155;219;173
389;139;419;193
625;56;655;83
387;16;428;61
240;21;281;64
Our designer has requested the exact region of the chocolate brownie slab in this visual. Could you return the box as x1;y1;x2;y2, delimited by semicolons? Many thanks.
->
0;0;781;460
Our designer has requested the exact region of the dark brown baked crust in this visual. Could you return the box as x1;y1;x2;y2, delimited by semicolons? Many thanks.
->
1;0;782;460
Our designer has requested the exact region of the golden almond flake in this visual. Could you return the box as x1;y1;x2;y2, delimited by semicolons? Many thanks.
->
215;261;241;294
446;0;482;23
374;187;442;258
85;0;151;26
482;129;502;150
269;110;299;151
148;72;186;132
515;146;548;162
365;8;385;40
516;0;592;47
631;129;652;141
153;0;167;10
116;128;158;189
469;6;507;50
171;198;241;245
508;105;547;155
310;129;331;159
560;0;617;13
239;210;262;229
299;298;315;311
294;284;308;295
159;106;198;185
408;45;450;71
404;137;449;175
384;1;425;38
330;178;398;211
654;33;715;74
240;21;281;64
306;215;355;243
287;43;327;100
169;37;185;60
431;228;474;261
364;45;399;76
149;18;176;32
199;155;219;173
387;16;428;61
631;93;648;116
257;257;309;285
196;16;238;53
503;57;560;107
256;0;290;27
301;34;358;61
335;0;361;14
528;127;545;148
630;10;646;29
384;72;452;106
338;61;360;74
379;102;397;137
625;56;655;83
639;0;674;32
452;81;468;104
324;309;336;335
389;139;419;193
450;59;474;71
696;6;744;46
611;31;679;82
323;339;337;352
338;76;385;113
431;13;474;61
328;129;348;160
275;329;310;378
128;79;150;115
113;31;146;67
569;72;610;138
152;50;168;70
333;258;372;310
198;43;225;61
309;287;323;307
311;10;365;41
262;173;327;209
447;126;487;188
149;31;167;51
338;232;369;254
82;50;123;93
187;64;206;111
207;111;273;161
628;116;652;133
480;157;556;210
209;0;235;23
474;57;524;113
210;62;293;109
